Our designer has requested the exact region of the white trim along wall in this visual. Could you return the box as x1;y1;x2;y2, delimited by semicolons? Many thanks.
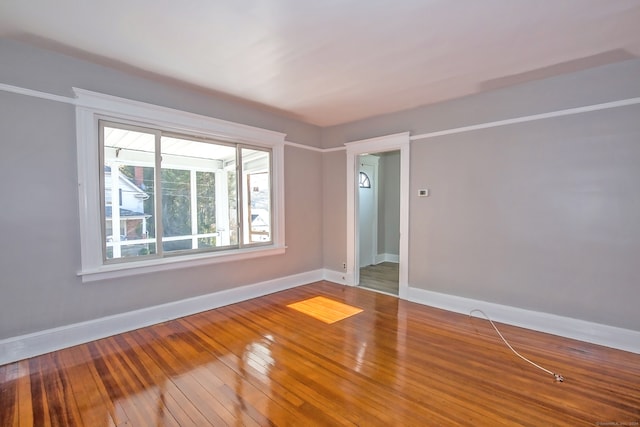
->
1;82;639;365
2;267;637;365
2;83;639;149
1;270;323;365
408;287;640;355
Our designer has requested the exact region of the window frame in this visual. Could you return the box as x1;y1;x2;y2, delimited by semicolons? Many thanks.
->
75;88;286;282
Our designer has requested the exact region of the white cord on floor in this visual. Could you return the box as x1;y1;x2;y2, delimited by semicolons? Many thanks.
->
469;309;564;382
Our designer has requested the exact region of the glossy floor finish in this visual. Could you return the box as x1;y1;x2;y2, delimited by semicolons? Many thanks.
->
1;281;639;426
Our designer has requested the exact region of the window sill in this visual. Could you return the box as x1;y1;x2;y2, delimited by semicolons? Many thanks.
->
79;245;286;283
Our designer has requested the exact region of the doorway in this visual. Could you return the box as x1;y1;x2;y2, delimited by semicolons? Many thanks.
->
345;132;410;299
358;153;400;295
358;155;378;269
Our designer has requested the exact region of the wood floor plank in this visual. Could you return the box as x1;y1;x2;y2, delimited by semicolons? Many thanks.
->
67;345;126;426
42;352;86;427
125;327;235;426
226;290;528;423
16;360;34;427
177;313;354;426
169;318;329;426
1;281;639;426
85;340;161;426
0;362;19;427
55;347;116;427
116;331;216;427
105;333;191;427
27;357;53;427
222;298;482;421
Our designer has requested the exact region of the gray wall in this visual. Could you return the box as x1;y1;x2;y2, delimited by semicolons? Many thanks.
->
322;150;346;271
2;36;640;341
410;105;640;330
377;151;400;257
322;58;640;331
321;58;640;148
0;39;324;339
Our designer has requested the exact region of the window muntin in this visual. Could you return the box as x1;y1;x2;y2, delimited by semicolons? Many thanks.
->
101;124;157;260
100;121;273;263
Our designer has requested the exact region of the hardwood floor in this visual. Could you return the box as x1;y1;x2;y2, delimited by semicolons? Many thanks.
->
1;281;639;426
359;262;399;294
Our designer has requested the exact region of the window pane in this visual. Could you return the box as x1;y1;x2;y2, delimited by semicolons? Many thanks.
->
227;167;239;246
196;171;216;248
241;148;271;244
102;125;156;260
161;168;191;254
160;135;237;253
161;168;191;239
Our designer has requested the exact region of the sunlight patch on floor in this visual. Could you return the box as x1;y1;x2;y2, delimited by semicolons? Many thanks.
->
286;296;363;324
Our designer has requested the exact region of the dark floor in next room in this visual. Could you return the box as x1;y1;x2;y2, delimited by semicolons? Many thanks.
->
359;261;399;294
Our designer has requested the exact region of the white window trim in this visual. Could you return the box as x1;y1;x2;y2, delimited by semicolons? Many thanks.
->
74;88;287;282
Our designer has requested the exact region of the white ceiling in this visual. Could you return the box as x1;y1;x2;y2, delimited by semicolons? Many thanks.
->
1;0;639;127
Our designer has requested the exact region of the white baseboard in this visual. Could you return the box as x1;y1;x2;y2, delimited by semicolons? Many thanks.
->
322;269;349;285
374;253;399;264
4;274;637;365
408;286;640;355
0;269;324;365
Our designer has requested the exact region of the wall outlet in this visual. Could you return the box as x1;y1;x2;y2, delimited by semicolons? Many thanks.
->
342;262;347;269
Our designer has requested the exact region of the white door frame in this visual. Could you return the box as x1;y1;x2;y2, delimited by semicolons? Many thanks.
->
345;132;410;298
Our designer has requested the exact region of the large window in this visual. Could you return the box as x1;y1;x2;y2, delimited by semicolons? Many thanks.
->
101;122;272;262
75;89;285;281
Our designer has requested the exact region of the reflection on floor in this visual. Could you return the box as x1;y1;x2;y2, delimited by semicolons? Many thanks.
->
359;261;399;295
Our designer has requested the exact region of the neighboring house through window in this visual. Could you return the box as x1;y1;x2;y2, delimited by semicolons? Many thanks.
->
104;165;151;253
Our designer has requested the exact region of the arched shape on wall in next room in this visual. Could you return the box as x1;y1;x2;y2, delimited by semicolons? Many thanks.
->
359;171;371;188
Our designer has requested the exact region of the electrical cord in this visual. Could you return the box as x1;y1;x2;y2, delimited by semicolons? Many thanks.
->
469;309;564;382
